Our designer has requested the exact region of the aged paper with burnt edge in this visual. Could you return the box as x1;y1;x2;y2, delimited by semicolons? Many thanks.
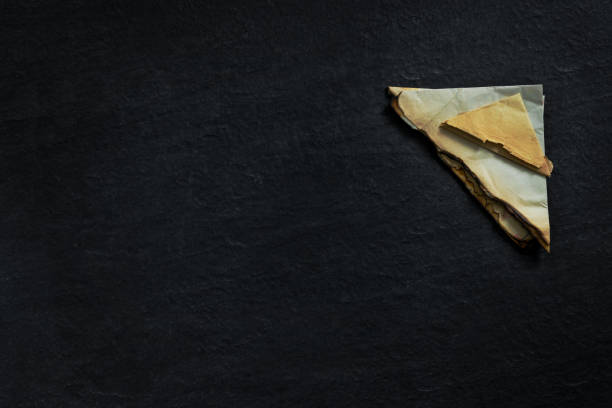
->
388;86;551;252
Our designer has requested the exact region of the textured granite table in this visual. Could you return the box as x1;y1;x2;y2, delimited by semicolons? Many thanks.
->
2;1;611;406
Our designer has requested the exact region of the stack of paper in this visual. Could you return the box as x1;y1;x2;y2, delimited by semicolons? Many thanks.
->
388;85;552;251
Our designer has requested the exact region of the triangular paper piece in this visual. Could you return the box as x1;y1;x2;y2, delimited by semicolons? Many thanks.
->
388;86;551;251
441;93;553;176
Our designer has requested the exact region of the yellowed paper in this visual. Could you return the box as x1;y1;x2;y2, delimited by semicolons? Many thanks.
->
388;85;551;251
441;93;553;176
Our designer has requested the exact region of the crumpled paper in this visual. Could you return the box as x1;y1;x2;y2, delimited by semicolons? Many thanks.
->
388;85;550;251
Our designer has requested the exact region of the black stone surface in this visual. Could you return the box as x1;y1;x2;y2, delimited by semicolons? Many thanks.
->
2;1;612;406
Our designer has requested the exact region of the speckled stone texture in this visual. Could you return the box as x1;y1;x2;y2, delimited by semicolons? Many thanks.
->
1;1;611;407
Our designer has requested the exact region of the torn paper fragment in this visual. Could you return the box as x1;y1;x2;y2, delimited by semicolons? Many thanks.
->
441;93;553;176
388;85;551;252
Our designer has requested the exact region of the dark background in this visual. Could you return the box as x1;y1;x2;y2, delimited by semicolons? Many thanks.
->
2;1;611;406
